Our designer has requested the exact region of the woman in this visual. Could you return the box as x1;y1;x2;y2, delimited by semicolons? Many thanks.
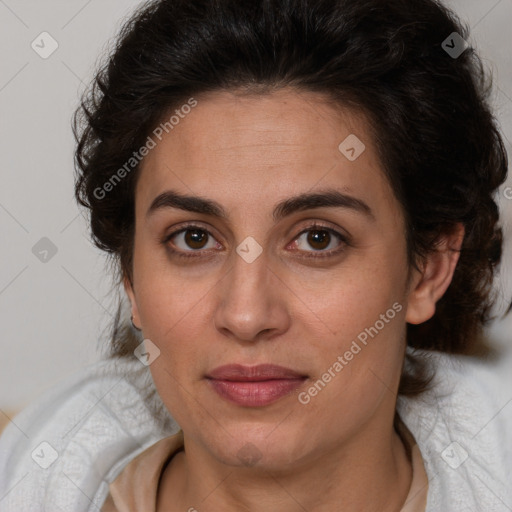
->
0;0;511;510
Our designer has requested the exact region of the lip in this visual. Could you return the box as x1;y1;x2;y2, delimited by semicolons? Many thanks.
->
206;364;307;407
206;364;306;381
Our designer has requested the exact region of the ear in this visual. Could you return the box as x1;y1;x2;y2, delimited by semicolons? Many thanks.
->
123;274;141;329
405;223;465;325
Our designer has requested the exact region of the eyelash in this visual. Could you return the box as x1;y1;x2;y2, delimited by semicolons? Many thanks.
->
161;222;349;260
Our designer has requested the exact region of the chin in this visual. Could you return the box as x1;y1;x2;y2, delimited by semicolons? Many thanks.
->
205;424;309;470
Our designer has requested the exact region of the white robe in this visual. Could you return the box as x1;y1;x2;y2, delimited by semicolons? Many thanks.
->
0;346;511;511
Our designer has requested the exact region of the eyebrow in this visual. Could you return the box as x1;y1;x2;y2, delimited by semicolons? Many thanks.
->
146;188;375;222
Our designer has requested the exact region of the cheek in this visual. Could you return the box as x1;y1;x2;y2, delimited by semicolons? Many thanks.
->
296;250;407;406
297;252;406;344
298;308;406;443
146;357;203;432
136;280;212;367
132;237;209;332
136;281;210;420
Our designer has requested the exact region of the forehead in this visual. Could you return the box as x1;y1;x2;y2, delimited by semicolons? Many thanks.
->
135;88;396;218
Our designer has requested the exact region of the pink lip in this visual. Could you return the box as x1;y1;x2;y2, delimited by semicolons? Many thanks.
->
206;364;307;407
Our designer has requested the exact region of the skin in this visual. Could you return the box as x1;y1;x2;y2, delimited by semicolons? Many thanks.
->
124;88;464;511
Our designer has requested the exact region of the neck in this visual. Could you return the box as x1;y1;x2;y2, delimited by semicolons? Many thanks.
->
157;418;412;512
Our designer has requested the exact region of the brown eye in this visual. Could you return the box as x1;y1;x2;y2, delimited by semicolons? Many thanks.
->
307;229;331;250
166;227;219;253
292;225;347;257
184;229;209;249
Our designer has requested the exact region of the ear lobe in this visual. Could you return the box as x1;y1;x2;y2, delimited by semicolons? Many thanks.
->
405;223;465;325
123;275;141;328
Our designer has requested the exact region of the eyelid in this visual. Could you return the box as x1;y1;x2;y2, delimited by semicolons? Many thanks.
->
162;221;350;258
161;222;223;258
293;219;349;240
162;221;221;243
288;222;349;257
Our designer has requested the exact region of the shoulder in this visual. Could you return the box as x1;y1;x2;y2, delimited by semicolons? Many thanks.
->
0;356;179;512
398;347;512;512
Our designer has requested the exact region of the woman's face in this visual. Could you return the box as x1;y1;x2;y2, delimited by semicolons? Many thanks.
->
125;88;419;470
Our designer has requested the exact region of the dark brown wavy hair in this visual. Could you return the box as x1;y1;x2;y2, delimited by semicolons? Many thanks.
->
73;0;509;397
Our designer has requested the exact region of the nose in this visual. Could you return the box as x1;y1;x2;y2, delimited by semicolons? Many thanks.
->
213;249;291;344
